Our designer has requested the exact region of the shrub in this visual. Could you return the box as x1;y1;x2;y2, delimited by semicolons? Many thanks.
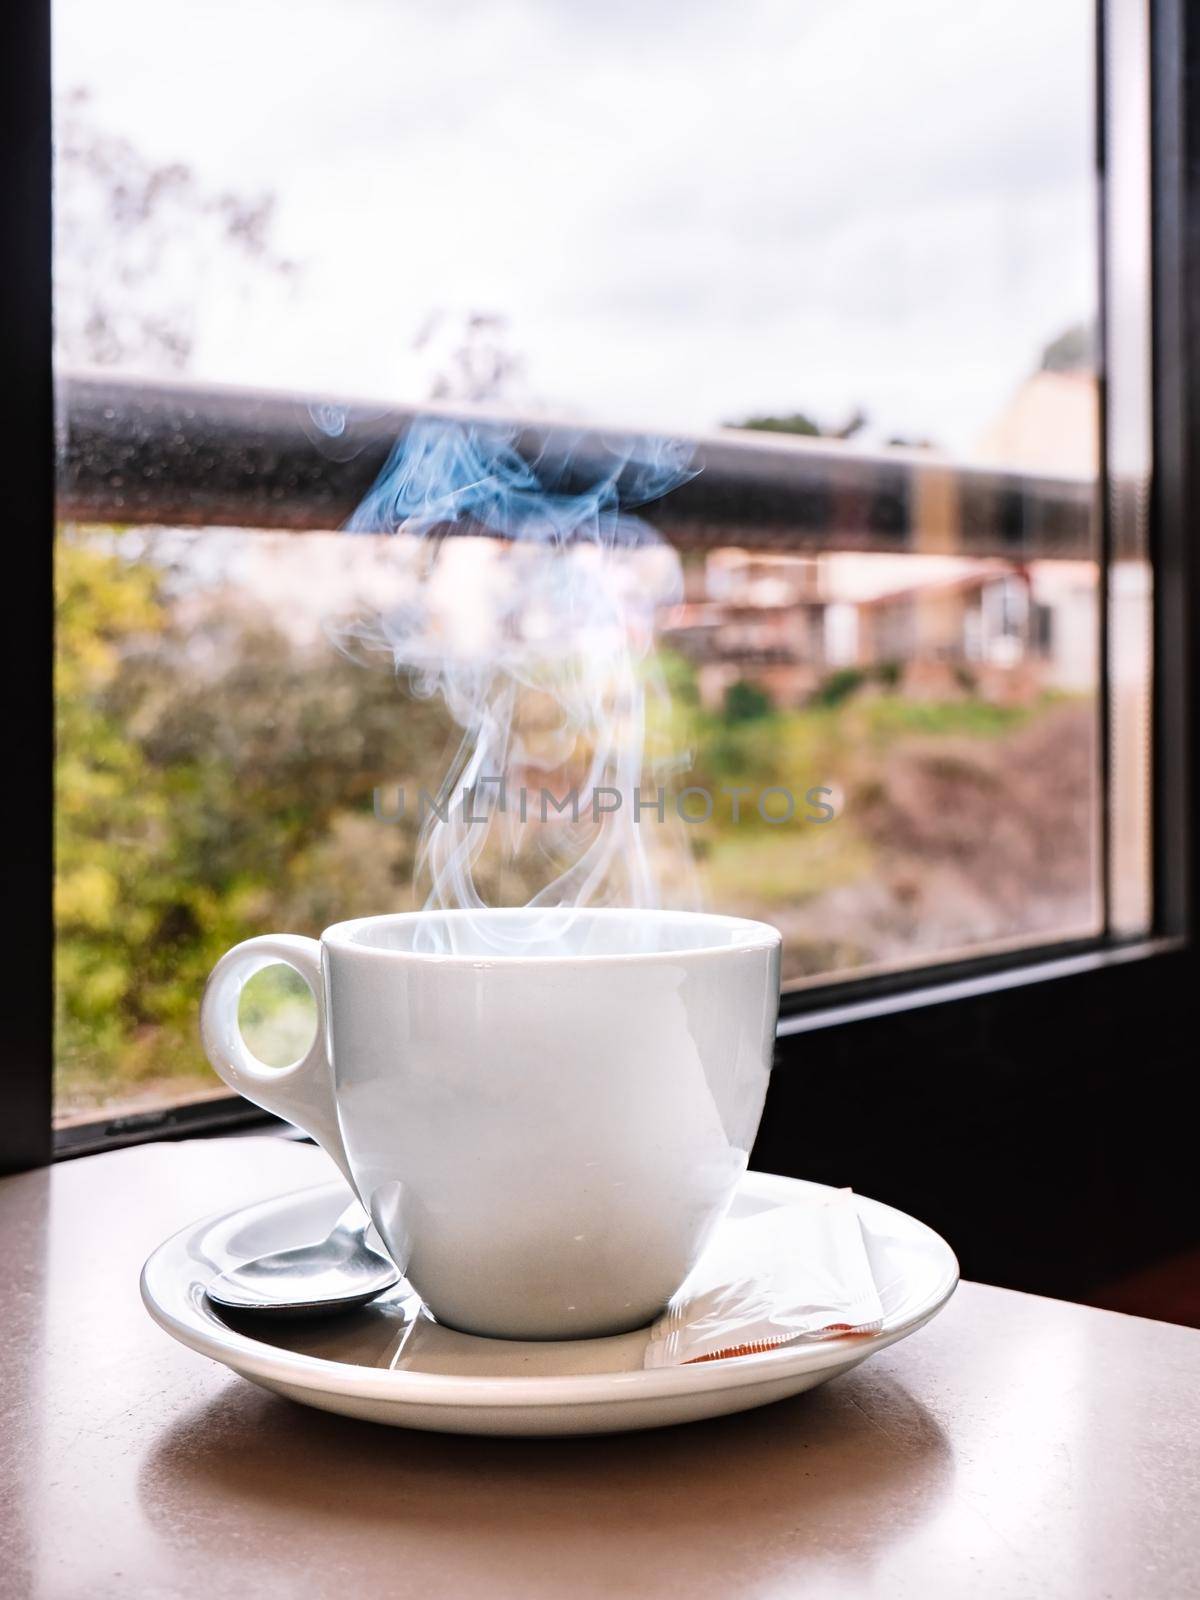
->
812;667;866;708
723;679;773;723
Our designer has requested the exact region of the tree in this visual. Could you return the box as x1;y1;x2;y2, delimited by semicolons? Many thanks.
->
52;99;531;1108
727;407;868;440
414;309;524;405
723;679;773;723
55;529;452;1104
727;411;821;437
54;87;295;373
1039;322;1096;376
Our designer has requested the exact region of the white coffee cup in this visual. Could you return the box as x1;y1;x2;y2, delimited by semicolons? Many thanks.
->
200;907;781;1340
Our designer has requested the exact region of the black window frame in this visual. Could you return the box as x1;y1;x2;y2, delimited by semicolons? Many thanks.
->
4;0;54;1173
9;0;1197;1301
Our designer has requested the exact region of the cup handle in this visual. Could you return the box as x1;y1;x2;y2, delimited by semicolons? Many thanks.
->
199;934;355;1191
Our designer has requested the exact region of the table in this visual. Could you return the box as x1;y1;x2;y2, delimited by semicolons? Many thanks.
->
1;1137;1197;1600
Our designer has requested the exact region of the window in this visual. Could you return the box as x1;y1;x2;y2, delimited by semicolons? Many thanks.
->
38;0;1171;1143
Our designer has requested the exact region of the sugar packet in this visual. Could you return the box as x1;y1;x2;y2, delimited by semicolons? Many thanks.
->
643;1187;884;1367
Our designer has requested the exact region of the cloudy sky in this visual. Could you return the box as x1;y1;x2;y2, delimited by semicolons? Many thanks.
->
54;0;1096;456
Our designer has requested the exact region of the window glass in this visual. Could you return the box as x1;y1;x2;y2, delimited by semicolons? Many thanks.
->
54;0;1102;1121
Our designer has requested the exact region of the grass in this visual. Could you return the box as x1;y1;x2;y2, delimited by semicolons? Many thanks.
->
700;823;872;908
856;694;1037;741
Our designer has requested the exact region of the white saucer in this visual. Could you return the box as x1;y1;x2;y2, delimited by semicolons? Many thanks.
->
141;1172;958;1436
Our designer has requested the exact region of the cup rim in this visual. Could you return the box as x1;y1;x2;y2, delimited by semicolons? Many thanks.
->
320;907;781;965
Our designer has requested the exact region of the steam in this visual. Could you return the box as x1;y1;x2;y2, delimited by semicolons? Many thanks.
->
336;416;701;953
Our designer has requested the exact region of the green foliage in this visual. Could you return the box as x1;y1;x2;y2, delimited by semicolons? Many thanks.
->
655;647;701;707
723;679;773;723
812;667;866;707
54;529;1093;1109
859;695;1029;741
54;530;448;1112
238;964;318;1068
727;412;821;436
727;407;867;441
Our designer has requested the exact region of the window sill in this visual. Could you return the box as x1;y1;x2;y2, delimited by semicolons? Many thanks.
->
777;934;1186;1039
53;932;1188;1161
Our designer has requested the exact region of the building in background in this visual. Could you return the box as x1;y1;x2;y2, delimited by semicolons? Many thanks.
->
661;550;1095;710
661;325;1099;711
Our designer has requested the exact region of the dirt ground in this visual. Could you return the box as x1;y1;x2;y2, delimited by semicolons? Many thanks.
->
774;699;1101;983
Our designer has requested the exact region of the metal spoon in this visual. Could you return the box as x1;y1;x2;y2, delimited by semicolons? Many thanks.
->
205;1202;400;1318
